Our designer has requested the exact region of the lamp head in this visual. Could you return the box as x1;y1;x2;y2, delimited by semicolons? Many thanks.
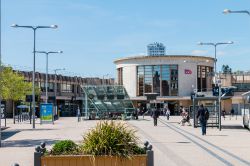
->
58;51;63;53
11;24;18;28
223;9;231;14
197;42;203;45
227;41;233;44
50;25;58;29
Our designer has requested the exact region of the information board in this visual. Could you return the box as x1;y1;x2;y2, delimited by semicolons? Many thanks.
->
40;103;54;124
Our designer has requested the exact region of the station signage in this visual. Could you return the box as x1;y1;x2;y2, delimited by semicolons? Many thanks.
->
185;69;192;74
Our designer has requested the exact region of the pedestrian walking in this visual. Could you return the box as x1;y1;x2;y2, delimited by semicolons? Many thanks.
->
196;104;209;135
166;107;170;120
231;108;235;117
222;109;226;120
151;107;160;126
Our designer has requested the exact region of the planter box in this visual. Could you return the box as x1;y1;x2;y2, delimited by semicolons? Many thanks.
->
41;155;147;166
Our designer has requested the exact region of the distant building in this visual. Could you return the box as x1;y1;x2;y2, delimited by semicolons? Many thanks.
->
5;70;114;117
147;42;166;56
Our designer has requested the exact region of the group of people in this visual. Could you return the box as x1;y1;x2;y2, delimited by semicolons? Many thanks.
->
149;104;210;136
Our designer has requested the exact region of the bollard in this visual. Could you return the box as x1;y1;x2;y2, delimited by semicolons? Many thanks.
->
144;141;154;166
11;163;20;166
146;148;154;166
34;142;46;166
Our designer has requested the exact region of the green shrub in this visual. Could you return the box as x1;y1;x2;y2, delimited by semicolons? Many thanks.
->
50;140;79;155
81;121;145;158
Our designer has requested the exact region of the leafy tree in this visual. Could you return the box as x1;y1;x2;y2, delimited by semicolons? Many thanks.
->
221;65;232;74
0;67;33;121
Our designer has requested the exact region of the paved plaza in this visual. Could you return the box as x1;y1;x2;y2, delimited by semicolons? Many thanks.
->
0;116;250;166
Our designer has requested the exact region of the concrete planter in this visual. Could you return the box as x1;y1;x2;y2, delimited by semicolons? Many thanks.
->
41;155;147;166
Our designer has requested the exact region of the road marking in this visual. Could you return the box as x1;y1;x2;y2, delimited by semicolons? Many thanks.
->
160;118;250;166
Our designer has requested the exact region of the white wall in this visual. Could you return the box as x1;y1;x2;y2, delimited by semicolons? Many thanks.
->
115;56;214;97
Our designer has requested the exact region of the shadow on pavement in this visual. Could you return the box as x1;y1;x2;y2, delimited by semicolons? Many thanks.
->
205;135;228;136
16;128;57;132
2;139;58;147
222;125;246;130
2;130;20;140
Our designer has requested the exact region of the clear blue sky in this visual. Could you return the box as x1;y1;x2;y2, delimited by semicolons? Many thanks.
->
2;0;250;78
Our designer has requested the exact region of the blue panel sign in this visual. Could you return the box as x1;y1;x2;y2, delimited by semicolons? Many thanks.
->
40;103;53;123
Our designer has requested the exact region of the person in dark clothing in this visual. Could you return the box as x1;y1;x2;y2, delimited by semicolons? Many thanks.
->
151;107;160;126
231;108;235;117
196;104;209;135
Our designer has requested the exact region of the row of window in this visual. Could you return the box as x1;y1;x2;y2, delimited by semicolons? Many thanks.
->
35;82;81;93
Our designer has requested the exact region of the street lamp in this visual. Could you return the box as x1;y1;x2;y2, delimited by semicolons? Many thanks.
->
198;41;233;74
11;24;58;129
35;51;63;103
223;9;250;15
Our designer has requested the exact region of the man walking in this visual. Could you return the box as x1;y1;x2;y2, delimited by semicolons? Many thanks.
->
196;104;209;135
152;107;160;126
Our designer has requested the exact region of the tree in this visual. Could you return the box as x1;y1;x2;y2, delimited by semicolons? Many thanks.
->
221;65;232;74
0;67;33;122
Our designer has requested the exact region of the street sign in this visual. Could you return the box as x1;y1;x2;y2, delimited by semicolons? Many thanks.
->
40;103;54;124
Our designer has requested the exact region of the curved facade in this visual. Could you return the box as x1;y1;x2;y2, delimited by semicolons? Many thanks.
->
114;55;215;114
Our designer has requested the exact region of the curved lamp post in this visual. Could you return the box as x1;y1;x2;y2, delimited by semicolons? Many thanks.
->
35;51;63;103
11;24;58;129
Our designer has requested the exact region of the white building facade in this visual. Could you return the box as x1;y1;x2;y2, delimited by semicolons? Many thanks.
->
114;55;215;114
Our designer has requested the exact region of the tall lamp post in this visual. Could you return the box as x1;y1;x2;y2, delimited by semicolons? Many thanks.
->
36;51;63;103
198;41;233;74
11;24;58;129
198;41;233;131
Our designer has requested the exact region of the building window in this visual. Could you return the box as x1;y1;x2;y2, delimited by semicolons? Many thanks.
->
137;66;144;96
197;66;213;92
144;66;153;93
62;83;72;93
136;64;178;97
153;65;161;94
117;68;123;85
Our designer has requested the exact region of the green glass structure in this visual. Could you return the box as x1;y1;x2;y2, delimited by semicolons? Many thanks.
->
81;85;135;119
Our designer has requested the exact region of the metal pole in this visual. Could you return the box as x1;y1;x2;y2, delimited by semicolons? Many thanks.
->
32;28;36;129
214;45;217;74
45;53;48;103
218;85;221;131
85;87;88;119
54;70;57;102
54;71;57;118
